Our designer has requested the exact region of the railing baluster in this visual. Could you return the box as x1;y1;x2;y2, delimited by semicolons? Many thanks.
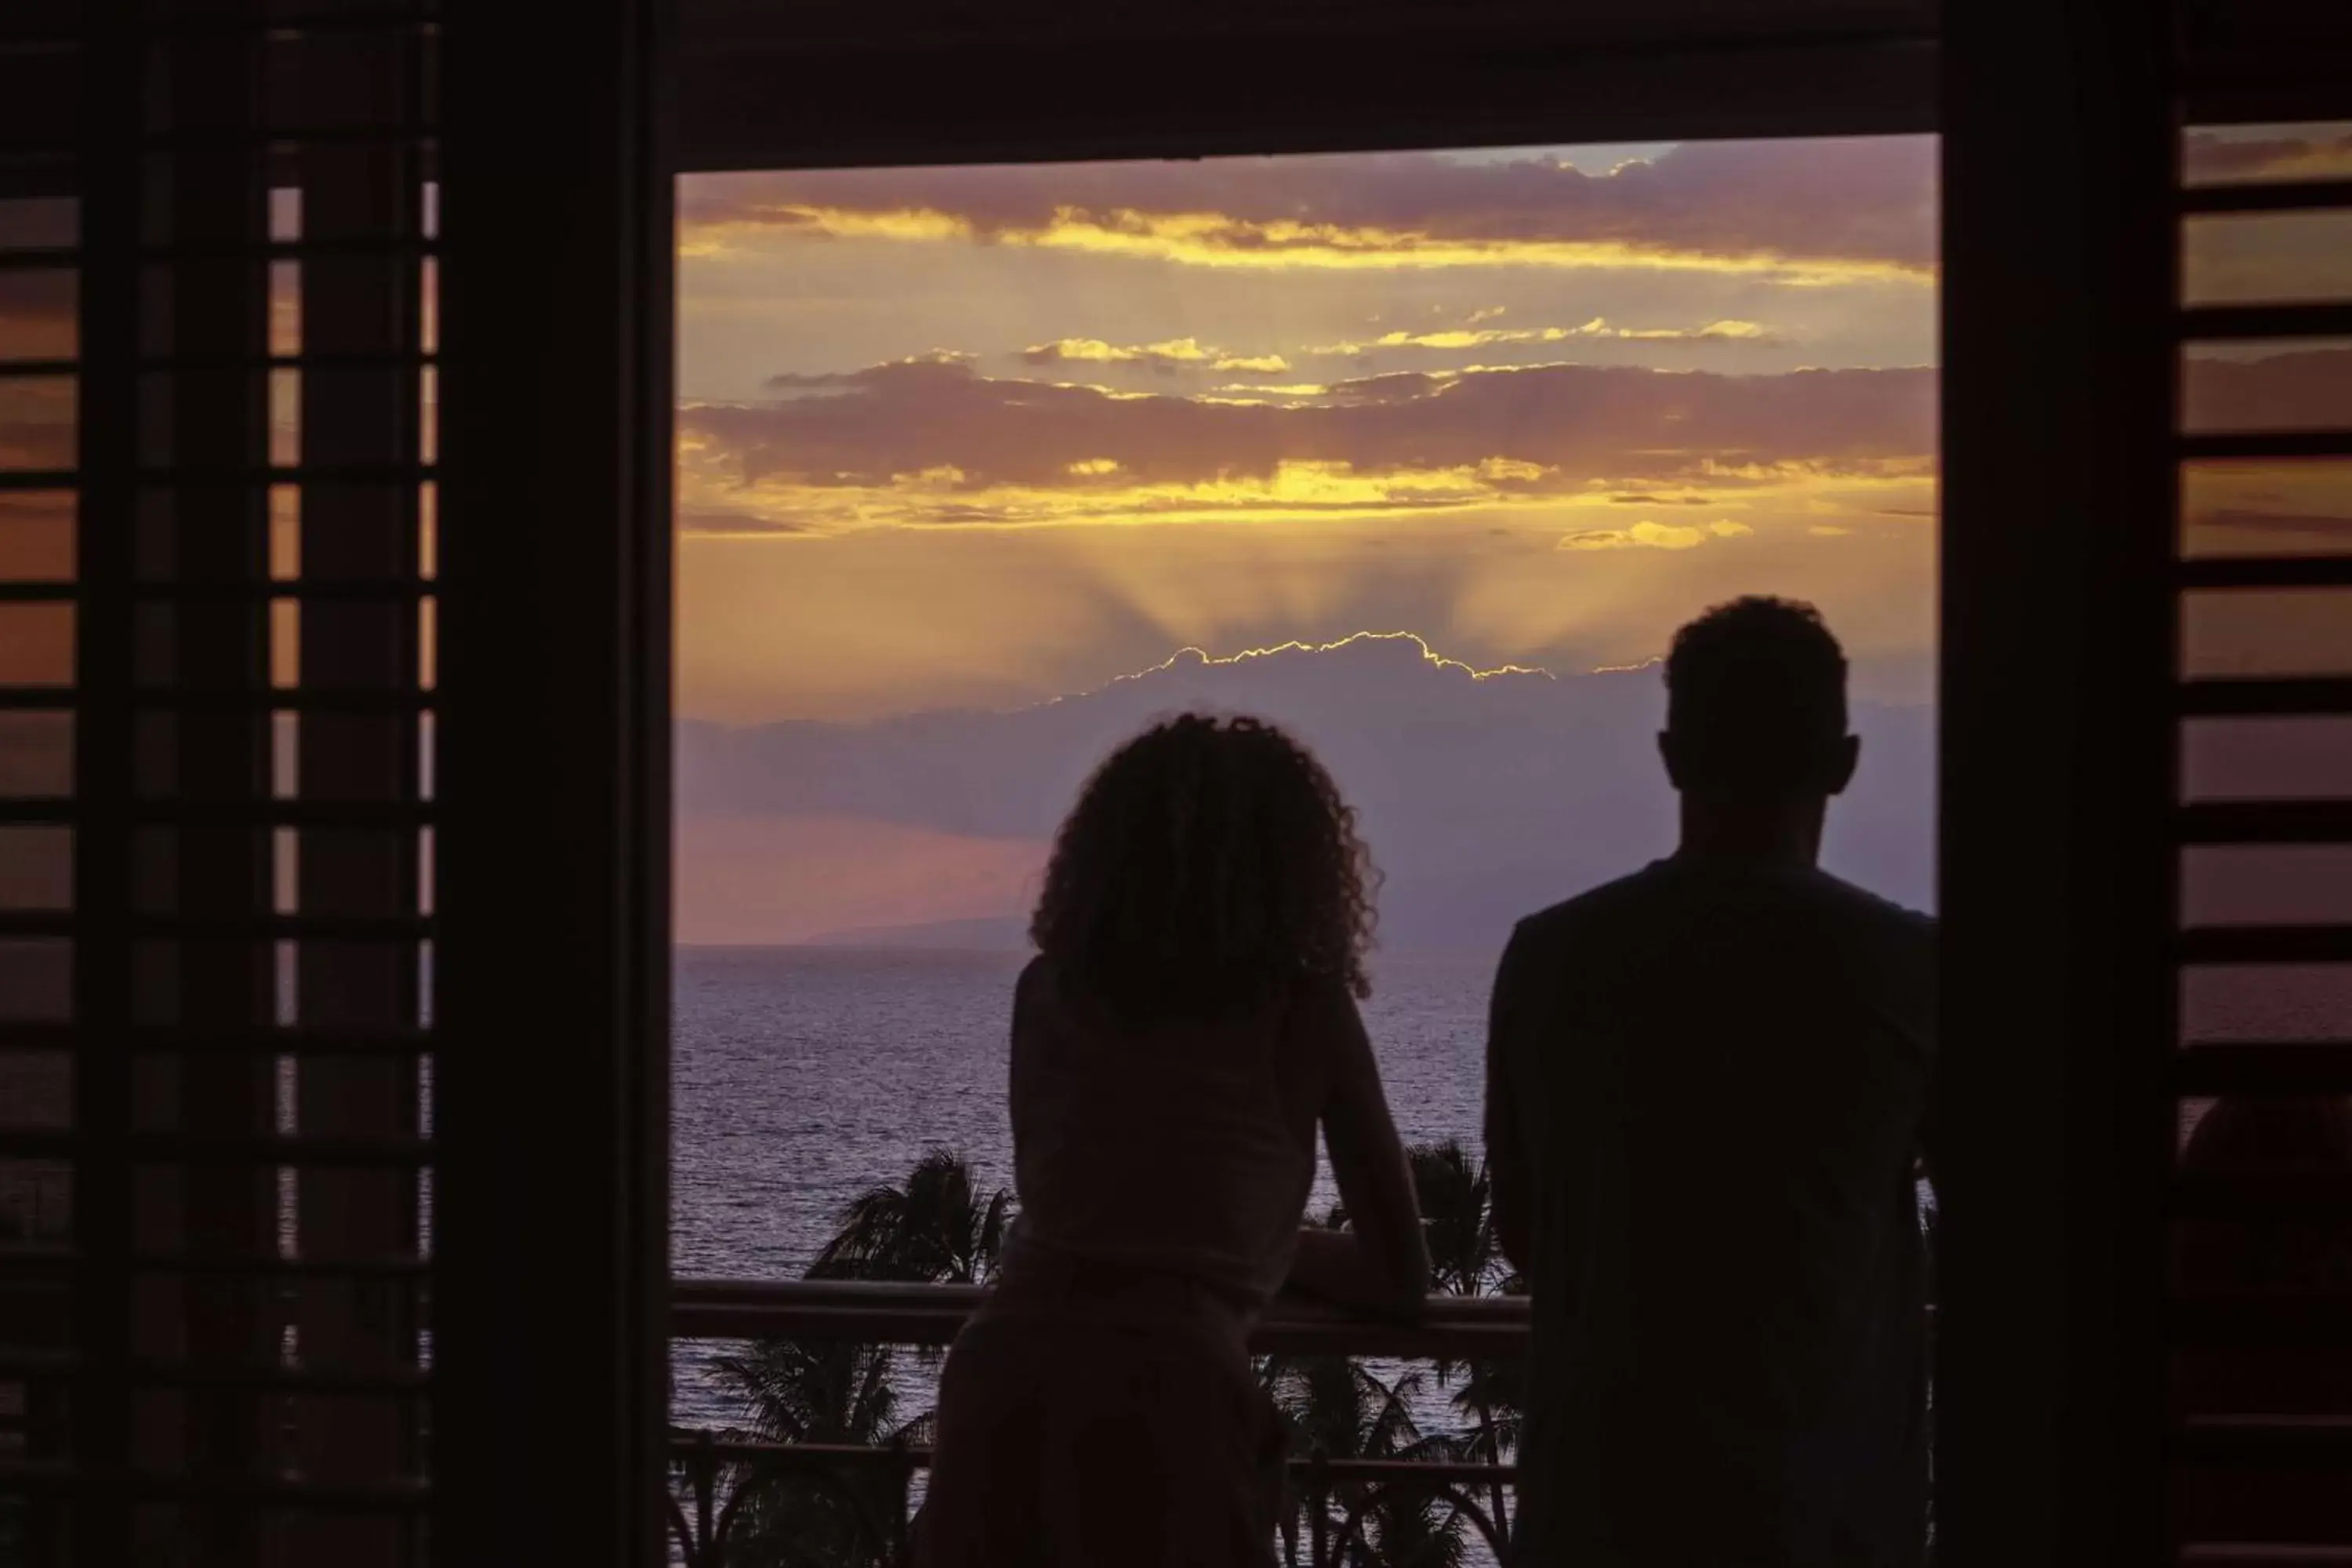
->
891;1432;913;1565
666;1283;1541;1565
692;1429;716;1568
1308;1446;1330;1568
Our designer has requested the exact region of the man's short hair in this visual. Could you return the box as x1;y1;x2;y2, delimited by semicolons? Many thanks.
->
1664;597;1850;797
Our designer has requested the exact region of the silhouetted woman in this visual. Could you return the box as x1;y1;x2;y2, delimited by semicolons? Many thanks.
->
917;713;1429;1568
2173;1094;2352;1549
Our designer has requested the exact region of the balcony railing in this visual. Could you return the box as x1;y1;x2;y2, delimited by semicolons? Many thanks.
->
667;1278;1531;1568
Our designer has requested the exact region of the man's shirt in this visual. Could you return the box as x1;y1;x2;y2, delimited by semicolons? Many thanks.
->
1487;858;1935;1567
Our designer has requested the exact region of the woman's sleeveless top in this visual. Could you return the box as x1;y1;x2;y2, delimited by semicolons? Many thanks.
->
994;958;1316;1312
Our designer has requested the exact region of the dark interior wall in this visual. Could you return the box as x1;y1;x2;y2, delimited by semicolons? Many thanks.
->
672;0;1938;169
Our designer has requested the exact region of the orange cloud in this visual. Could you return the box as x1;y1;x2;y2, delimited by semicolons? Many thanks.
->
676;354;1937;535
695;202;1924;284
1210;383;1330;398
1022;337;1291;374
1557;519;1755;551
1314;318;1773;354
681;140;1937;283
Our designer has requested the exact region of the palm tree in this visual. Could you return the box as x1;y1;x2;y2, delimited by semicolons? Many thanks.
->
697;1150;1015;1567
718;1338;906;1453
1408;1142;1500;1298
703;1339;919;1568
1406;1140;1522;1541
808;1147;1013;1284
1264;1353;1468;1568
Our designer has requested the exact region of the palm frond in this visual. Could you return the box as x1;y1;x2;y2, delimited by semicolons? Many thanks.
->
1407;1139;1501;1298
708;1338;901;1447
809;1148;1015;1285
977;1188;1014;1281
1363;1366;1427;1458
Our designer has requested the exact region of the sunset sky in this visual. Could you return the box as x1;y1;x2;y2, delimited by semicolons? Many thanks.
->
673;136;1944;729
666;136;1944;942
659;127;2349;944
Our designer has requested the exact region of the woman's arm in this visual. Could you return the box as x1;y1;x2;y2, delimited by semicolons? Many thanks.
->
1282;984;1430;1318
1485;927;1536;1279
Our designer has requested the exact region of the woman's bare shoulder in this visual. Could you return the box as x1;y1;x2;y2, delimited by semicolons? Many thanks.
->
1014;951;1050;997
1288;970;1369;1039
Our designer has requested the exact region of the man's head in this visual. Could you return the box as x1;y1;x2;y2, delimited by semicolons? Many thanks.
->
1660;597;1859;803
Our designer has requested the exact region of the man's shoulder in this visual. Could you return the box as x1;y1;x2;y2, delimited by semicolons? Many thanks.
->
1802;869;1936;948
1508;865;1676;955
1510;865;1933;961
1805;867;1933;922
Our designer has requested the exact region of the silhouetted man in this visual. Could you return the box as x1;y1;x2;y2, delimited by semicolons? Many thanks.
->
1486;597;1933;1567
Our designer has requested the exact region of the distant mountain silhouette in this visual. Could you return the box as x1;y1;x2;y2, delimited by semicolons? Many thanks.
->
677;632;1933;951
801;914;1034;952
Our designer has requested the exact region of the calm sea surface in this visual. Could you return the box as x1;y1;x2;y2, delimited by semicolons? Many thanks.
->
670;945;1495;1428
673;946;1495;1276
668;943;2352;1437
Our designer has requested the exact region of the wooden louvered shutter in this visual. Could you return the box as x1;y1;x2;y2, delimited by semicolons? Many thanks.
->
1944;5;2352;1566
2169;5;2352;1563
3;2;440;1565
0;6;89;1561
4;3;679;1564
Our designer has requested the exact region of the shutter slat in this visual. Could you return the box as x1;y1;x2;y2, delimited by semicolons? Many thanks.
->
0;800;437;828
2179;678;2352;716
2174;1169;2352;1215
2179;559;2352;592
2181;178;2352;215
0;1131;432;1167
2175;1042;2352;1094
2178;303;2352;340
2177;924;2352;964
2173;1416;2352;1465
2178;434;2352;462
2177;802;2352;844
2172;1294;2352;1346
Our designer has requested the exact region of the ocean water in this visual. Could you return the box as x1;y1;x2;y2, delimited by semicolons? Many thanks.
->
672;946;1495;1279
666;944;2352;1436
670;945;1497;1431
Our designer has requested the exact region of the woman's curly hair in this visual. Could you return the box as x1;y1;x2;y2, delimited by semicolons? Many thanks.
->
1031;713;1377;1021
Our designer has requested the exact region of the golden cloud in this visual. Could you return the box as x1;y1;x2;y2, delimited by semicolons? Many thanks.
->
1557;519;1755;551
1212;383;1331;397
694;202;1929;285
684;456;1547;536
677;354;1942;537
680;141;1939;281
677;442;1917;542
1315;317;1774;354
1022;336;1292;374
